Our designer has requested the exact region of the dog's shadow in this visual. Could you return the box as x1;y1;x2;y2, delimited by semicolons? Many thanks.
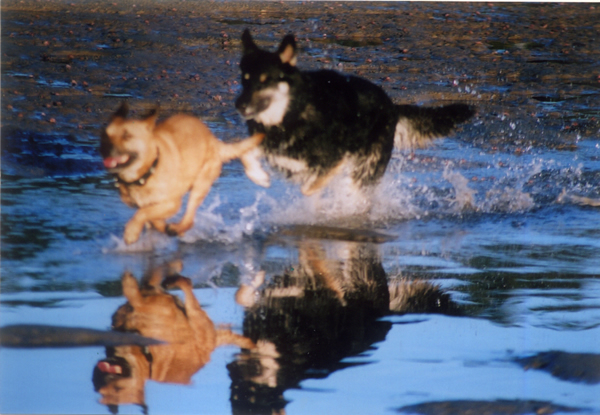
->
92;262;255;414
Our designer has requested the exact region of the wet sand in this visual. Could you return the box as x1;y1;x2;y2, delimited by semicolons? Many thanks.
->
2;1;599;151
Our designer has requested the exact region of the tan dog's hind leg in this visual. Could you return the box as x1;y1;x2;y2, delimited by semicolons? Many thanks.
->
124;199;182;244
166;162;221;237
219;133;269;188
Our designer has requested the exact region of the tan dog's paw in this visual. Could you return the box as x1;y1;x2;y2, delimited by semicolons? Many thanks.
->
162;275;192;290
165;216;196;237
121;271;138;291
150;219;167;233
123;221;144;245
165;223;185;237
165;224;179;237
121;271;143;305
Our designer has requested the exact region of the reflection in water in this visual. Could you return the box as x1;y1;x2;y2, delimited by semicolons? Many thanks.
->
229;239;459;414
396;399;580;415
388;277;460;315
516;351;600;385
92;262;255;413
0;324;163;349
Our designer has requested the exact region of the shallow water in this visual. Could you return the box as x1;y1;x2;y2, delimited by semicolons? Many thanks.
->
1;1;600;414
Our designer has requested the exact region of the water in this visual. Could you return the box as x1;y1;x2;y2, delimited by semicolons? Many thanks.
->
2;1;600;414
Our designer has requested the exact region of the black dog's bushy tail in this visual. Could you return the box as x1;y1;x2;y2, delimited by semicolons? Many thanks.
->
393;103;475;150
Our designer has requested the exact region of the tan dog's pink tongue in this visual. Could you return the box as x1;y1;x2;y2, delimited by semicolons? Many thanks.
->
103;154;129;169
97;361;123;374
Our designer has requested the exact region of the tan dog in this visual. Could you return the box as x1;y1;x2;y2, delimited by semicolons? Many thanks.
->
93;263;255;410
100;102;269;244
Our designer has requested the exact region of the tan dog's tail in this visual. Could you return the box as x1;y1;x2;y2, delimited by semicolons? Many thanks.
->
218;133;264;162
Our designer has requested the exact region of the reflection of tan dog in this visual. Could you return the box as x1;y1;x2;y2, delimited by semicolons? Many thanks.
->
100;102;269;244
93;264;254;410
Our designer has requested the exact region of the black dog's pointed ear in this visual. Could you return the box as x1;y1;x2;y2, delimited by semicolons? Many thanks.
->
277;34;297;66
241;29;258;54
113;101;129;119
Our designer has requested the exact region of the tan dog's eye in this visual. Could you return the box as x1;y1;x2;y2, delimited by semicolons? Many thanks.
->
243;73;250;80
122;131;133;140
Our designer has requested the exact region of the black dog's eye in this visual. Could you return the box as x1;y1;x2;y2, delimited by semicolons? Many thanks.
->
259;74;268;83
279;72;284;78
243;73;250;80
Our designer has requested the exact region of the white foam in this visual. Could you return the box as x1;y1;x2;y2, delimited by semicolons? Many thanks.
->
441;159;539;214
443;164;477;211
179;195;264;244
102;232;173;253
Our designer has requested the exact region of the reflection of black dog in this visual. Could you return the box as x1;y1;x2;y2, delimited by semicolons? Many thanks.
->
236;30;475;196
229;241;459;414
230;242;391;414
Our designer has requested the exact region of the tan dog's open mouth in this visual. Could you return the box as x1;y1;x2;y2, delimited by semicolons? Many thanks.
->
103;153;134;170
97;360;125;375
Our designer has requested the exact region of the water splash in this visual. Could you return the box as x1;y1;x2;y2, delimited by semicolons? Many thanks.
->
179;196;240;244
441;160;537;214
103;152;556;252
443;164;477;211
102;232;173;254
180;162;540;246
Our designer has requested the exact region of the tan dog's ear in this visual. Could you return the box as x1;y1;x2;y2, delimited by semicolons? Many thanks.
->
112;101;129;120
278;34;297;66
142;107;159;131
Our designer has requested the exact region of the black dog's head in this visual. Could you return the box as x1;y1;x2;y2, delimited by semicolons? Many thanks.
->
235;30;298;127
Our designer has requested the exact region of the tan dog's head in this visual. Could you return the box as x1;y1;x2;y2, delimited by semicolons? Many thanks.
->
100;102;159;179
93;349;148;414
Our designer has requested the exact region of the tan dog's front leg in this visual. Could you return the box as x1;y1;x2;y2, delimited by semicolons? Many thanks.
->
163;276;205;319
150;219;167;233
163;275;217;343
121;271;143;307
166;164;221;237
124;199;181;244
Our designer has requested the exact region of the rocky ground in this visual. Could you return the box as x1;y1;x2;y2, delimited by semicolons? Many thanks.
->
2;1;599;151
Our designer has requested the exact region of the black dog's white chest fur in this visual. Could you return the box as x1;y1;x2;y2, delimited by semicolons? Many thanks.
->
236;30;475;196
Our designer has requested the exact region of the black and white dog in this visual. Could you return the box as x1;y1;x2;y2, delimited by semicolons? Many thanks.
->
236;30;475;196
